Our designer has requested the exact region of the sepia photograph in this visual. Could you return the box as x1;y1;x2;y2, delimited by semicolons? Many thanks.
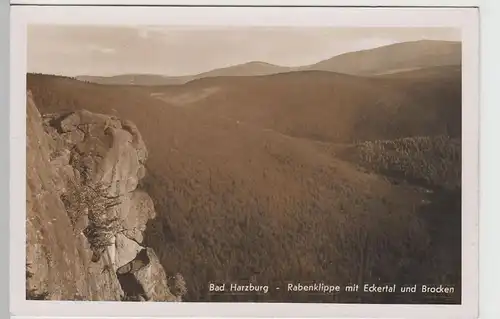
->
24;24;464;304
10;5;479;318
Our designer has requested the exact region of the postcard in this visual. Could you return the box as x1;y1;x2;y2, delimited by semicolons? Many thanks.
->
9;4;479;319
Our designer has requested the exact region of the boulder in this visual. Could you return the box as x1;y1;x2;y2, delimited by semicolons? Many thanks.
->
90;127;143;196
61;129;85;144
121;120;148;164
117;248;177;301
114;190;157;243
133;248;177;301
53;110;147;198
59;112;81;132
114;233;144;269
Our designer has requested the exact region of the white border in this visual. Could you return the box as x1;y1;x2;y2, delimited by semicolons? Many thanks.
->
479;1;500;319
10;6;479;319
8;0;482;7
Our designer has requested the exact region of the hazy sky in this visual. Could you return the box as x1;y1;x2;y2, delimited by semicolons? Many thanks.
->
28;26;460;77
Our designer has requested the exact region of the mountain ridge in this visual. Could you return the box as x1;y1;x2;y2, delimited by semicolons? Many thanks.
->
75;39;461;86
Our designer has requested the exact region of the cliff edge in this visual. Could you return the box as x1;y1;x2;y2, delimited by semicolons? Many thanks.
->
25;90;186;301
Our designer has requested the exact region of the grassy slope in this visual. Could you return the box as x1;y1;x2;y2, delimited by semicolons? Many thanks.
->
27;68;461;303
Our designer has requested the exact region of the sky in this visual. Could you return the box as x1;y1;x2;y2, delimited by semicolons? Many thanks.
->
27;26;461;77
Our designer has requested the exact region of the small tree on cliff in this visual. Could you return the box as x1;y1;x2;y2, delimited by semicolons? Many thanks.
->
61;179;124;261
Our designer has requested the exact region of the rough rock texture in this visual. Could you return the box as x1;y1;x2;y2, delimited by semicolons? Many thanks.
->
115;234;143;269
117;248;181;302
26;90;184;301
116;190;157;244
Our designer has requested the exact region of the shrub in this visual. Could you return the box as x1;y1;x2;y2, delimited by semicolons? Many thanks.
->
169;273;188;297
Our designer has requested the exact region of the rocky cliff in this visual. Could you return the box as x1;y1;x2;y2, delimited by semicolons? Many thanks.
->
25;90;185;301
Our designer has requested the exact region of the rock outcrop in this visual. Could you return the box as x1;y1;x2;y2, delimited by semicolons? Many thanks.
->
25;90;185;301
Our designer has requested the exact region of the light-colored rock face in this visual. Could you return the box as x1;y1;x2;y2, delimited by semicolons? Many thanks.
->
134;248;178;302
114;233;143;269
26;93;123;301
117;248;181;302
55;109;147;197
26;91;181;302
115;190;157;244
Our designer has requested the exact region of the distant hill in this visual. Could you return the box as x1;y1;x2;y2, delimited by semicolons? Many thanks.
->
76;40;461;86
77;61;290;86
77;74;178;86
196;61;291;78
301;40;461;75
